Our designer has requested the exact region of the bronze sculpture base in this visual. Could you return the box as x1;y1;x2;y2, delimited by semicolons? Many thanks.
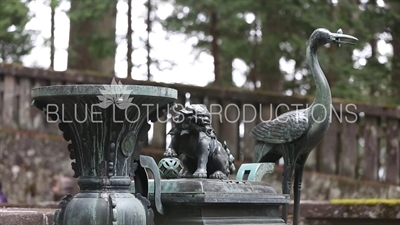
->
131;179;288;225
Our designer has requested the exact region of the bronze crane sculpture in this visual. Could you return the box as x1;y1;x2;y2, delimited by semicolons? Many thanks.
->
250;28;357;224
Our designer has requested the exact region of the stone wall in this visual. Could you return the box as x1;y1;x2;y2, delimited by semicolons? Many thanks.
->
0;128;78;204
1;63;400;186
260;167;400;200
1;128;399;204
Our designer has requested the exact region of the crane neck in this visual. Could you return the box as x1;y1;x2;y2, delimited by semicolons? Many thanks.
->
307;45;332;110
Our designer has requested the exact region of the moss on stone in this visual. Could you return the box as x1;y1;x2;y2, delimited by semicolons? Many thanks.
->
330;198;400;205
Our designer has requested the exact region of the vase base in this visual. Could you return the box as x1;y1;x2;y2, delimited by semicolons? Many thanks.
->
55;192;148;225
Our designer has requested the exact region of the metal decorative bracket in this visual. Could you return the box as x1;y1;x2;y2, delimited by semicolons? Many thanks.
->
236;163;275;181
139;155;164;215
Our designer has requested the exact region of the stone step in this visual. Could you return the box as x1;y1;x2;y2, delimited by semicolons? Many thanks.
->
1;200;399;225
0;207;54;225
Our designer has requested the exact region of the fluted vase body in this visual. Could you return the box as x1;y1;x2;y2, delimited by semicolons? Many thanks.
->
31;84;177;225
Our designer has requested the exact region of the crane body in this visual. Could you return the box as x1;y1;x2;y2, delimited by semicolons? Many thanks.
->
251;28;358;225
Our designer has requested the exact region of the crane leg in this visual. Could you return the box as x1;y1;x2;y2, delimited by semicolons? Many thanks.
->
281;152;295;223
293;153;309;225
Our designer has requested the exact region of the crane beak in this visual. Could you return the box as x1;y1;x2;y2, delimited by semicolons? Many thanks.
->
331;29;358;47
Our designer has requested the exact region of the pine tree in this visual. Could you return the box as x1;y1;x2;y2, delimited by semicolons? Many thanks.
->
161;0;397;102
67;0;117;75
0;0;34;63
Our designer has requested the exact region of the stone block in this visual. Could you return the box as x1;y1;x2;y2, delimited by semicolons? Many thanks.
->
0;208;55;225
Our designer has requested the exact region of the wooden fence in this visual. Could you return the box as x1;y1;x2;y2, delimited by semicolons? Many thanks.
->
0;63;399;185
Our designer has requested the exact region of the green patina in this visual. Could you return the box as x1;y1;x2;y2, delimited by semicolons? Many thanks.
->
122;131;136;157
31;84;177;225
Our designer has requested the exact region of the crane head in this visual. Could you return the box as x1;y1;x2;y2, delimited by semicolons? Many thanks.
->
309;28;358;48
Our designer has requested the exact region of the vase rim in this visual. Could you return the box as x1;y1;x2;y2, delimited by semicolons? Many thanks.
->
31;84;178;100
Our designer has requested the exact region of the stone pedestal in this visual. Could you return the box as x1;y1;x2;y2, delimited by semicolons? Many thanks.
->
131;179;288;225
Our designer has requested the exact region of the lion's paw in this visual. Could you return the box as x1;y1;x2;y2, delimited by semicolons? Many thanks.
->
163;148;177;158
192;170;207;178
209;171;228;180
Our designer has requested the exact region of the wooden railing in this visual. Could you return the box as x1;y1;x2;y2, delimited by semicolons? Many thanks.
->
0;63;399;185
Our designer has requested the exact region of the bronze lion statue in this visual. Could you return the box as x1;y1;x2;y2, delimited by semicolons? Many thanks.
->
163;104;235;179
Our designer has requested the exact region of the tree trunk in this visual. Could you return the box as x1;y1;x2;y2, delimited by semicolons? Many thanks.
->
391;26;400;97
247;16;260;89
50;0;56;70
369;38;378;96
260;11;282;93
127;0;133;77
220;56;233;87
389;2;400;97
210;11;221;86
146;0;152;80
326;0;336;87
68;0;116;75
